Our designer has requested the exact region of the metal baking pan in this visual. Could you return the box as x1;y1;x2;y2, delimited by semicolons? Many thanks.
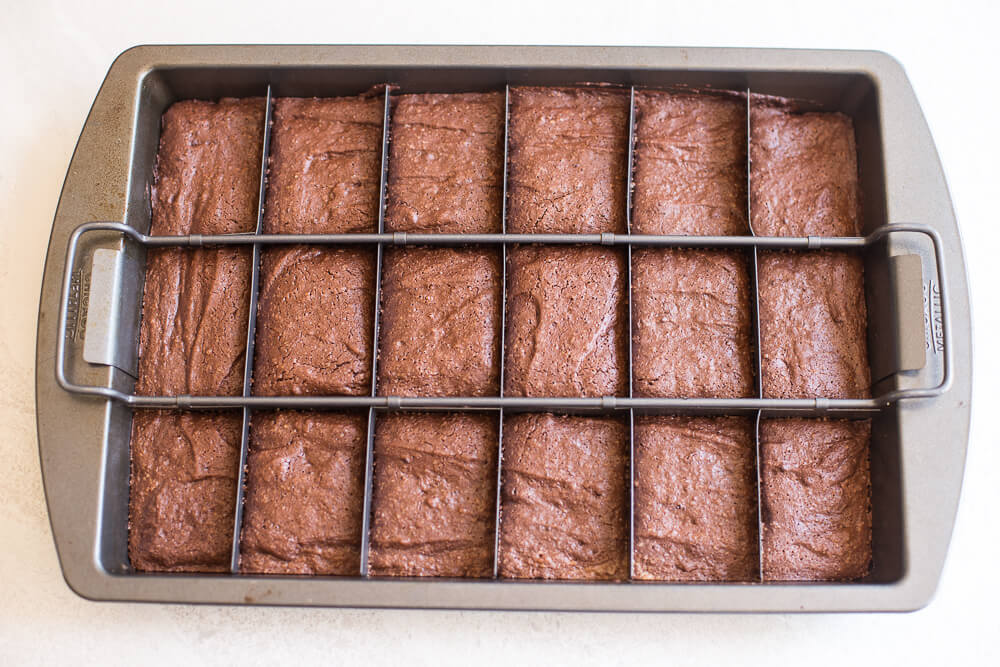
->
36;45;970;612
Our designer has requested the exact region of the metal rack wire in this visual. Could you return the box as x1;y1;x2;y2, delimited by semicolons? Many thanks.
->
491;85;512;580
746;89;767;581
54;83;953;582
626;86;637;581
359;85;393;577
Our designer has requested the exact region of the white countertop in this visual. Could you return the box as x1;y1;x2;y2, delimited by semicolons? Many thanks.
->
3;1;998;663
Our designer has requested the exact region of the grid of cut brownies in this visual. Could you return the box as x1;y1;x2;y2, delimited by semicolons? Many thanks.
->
127;86;873;583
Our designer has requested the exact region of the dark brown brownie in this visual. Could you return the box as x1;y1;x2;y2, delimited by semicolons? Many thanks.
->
632;249;754;398
377;247;500;397
499;413;628;580
129;411;241;572
633;417;757;581
135;248;252;397
758;251;871;399
508;87;629;233
760;419;872;581
750;103;861;237
252;246;375;396
369;413;498;577
240;411;366;575
264;96;384;234
130;98;264;572
633;91;748;235
386;92;505;234
505;245;627;397
148;98;266;237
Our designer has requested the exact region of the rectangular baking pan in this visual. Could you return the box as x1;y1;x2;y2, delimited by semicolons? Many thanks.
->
36;45;971;611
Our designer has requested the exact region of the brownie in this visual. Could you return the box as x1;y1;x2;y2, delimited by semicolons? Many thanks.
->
505;245;627;397
377;247;500;397
130;98;264;572
148;98;266;237
129;411;241;572
508;87;629;233
633;417;757;581
253;246;375;396
499;413;628;580
369;413;498;577
135;249;252;397
632;249;754;398
633;91;748;235
750;103;861;237
758;251;871;399
264;95;384;234
240;411;366;575
760;419;872;581
385;92;505;233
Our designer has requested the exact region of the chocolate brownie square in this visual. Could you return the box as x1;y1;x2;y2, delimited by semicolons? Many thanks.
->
240;411;366;575
633;416;757;581
129;411;241;572
758;251;871;399
505;245;627;397
499;413;628;580
760;419;872;581
135;248;252;397
750;103;861;237
377;247;501;397
385;92;505;233
264;95;384;234
508;87;629;233
149;98;266;237
632;249;754;398
253;246;375;396
369;413;498;577
633;91;748;235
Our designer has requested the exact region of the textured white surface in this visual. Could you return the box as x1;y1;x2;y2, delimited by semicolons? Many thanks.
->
3;1;999;663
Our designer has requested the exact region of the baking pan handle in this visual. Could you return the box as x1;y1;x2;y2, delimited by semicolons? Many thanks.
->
864;223;953;403
55;222;166;407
